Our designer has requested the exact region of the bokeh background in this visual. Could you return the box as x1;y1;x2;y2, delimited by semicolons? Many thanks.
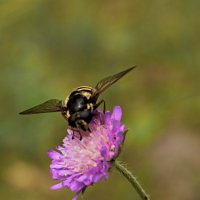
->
0;1;200;200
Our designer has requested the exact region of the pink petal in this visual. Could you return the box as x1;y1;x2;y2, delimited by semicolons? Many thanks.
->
50;182;64;190
111;106;122;121
48;150;61;160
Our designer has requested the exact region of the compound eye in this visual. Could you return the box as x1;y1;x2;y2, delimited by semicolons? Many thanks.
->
79;110;93;123
68;113;76;127
79;110;90;118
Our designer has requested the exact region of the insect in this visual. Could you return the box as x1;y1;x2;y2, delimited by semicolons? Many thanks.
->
19;66;135;136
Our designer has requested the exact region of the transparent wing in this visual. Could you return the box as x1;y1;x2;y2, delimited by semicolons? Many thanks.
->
93;66;136;98
19;99;64;115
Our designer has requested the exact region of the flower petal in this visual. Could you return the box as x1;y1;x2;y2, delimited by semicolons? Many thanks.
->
51;182;64;190
48;149;61;160
111;106;122;121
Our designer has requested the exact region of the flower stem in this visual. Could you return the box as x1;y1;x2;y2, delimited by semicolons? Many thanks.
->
114;160;150;200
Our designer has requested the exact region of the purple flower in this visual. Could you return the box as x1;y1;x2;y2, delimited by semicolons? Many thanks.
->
48;106;126;200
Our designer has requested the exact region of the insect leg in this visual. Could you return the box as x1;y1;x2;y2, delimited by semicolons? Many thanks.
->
71;127;82;140
94;99;106;113
92;100;105;125
99;111;105;125
74;119;91;139
76;120;87;131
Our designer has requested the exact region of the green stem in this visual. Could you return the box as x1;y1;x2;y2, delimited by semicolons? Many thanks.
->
114;160;150;200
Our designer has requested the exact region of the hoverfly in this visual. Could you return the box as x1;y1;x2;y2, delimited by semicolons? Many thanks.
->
20;66;135;135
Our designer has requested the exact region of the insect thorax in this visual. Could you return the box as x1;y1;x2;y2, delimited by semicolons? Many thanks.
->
64;86;95;107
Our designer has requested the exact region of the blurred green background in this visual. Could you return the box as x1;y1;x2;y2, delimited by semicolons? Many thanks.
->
0;0;200;200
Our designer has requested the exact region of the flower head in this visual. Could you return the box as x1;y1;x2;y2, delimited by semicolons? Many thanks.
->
48;106;126;200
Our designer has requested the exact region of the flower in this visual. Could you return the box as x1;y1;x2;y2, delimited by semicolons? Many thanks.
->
48;106;126;200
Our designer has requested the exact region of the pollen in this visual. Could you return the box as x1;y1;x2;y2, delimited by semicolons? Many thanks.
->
110;145;115;152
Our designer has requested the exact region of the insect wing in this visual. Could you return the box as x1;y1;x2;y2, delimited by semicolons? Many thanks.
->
93;66;136;97
19;99;64;114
